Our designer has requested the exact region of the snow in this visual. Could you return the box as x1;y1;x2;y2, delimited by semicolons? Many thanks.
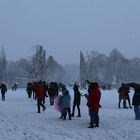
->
0;88;140;140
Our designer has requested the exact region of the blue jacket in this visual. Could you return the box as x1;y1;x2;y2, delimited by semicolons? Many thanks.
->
62;89;71;108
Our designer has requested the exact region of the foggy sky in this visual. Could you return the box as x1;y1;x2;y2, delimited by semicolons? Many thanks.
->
0;0;140;64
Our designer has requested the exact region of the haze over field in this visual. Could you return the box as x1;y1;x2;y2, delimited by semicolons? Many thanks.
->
0;0;140;64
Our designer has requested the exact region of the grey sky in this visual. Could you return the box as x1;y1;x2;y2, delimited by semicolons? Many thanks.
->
0;0;140;64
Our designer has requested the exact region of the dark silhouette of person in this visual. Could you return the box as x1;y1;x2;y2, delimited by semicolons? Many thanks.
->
0;83;7;101
71;82;81;117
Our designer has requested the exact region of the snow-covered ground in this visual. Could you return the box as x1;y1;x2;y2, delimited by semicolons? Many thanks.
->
0;88;139;140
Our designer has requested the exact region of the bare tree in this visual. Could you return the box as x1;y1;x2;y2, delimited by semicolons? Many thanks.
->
80;51;86;87
31;45;48;80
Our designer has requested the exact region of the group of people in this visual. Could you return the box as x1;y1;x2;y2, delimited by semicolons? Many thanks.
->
118;82;140;120
54;82;82;120
26;81;49;113
54;80;101;128
1;79;139;128
26;79;101;128
26;81;59;104
0;82;17;101
55;86;72;120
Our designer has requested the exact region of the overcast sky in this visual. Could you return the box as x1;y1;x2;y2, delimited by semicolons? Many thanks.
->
0;0;140;64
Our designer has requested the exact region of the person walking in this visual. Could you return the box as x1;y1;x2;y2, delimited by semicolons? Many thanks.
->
35;81;46;113
0;83;7;101
127;83;140;120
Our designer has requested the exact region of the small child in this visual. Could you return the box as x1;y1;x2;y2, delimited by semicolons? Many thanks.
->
54;94;64;119
61;86;71;120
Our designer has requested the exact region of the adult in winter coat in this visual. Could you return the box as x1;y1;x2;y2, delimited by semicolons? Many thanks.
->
118;83;128;109
71;82;81;117
12;82;17;91
124;84;132;108
26;82;33;98
87;82;101;128
42;81;48;104
0;83;7;101
126;83;140;120
48;83;56;105
35;81;46;113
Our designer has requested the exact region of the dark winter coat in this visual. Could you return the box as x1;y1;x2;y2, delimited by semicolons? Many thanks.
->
43;81;48;93
48;82;59;97
48;87;56;97
87;82;101;113
32;82;38;93
0;83;7;94
118;84;128;99
73;83;81;105
127;83;140;106
26;82;32;93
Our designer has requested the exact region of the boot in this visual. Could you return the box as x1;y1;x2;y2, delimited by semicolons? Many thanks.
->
123;106;128;109
71;113;74;117
77;107;81;117
88;125;94;128
71;105;75;117
38;105;40;113
94;123;99;127
43;106;46;111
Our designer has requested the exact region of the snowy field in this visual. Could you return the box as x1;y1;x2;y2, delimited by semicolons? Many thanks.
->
0;87;140;140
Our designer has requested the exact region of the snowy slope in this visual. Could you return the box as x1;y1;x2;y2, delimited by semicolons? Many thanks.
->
0;88;139;140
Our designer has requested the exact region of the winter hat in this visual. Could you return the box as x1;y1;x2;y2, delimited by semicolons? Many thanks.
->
87;80;93;85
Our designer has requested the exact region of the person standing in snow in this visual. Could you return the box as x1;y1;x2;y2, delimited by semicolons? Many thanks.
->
54;94;65;119
87;82;101;128
12;82;18;91
126;83;140;120
118;83;128;109
71;82;81;117
124;84;132;108
62;86;71;120
0;83;7;101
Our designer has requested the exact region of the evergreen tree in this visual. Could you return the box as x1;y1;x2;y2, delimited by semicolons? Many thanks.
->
0;47;7;83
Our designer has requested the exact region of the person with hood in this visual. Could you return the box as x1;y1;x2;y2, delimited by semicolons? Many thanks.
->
126;83;140;120
26;82;33;98
118;83;128;109
62;86;71;120
71;82;81;117
87;82;101;128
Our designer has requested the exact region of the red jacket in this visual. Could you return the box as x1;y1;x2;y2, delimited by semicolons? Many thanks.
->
87;82;101;113
35;83;45;99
